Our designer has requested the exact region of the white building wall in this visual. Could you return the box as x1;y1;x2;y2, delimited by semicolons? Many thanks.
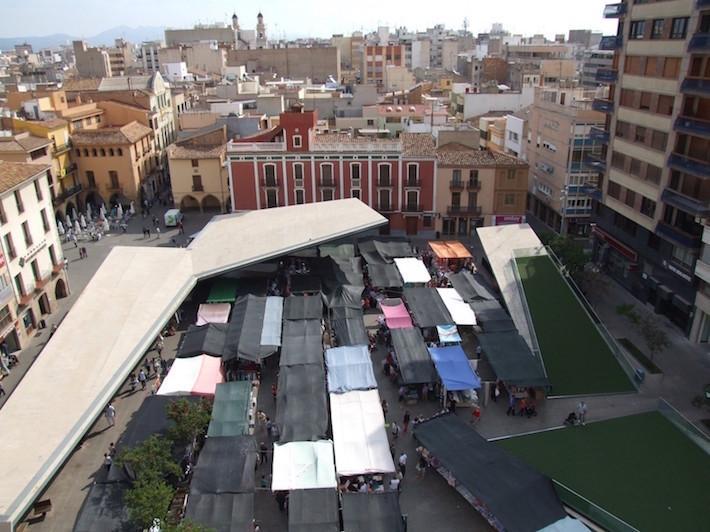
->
462;86;534;119
504;115;526;159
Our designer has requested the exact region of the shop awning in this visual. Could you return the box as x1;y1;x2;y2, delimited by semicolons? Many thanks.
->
331;307;369;347
323;284;363;309
207;278;239;303
428;346;481;390
436;324;462;344
436;288;477;326
319;243;356;259
283;294;323;320
196;303;232;325
470;300;516;332
341;492;405;532
280;319;323;367
288;489;340;532
184;493;254;532
158;355;224;397
477;332;550;388
223;295;283;363
428;240;473;260
390;327;436;384
448;270;495;302
271;441;337;491
176;324;228;358
291;274;322;294
325;345;377;393
380;298;413;329
190;436;257;495
403;287;453;328
394;257;431;284
414;414;566;532
208;381;253;438
330;390;396;476
276;363;329;443
358;239;414;264
367;263;403;288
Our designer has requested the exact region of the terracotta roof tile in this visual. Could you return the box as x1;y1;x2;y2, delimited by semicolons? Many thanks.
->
71;121;153;146
401;133;436;157
0;161;50;194
0;135;51;153
436;143;527;167
168;144;225;160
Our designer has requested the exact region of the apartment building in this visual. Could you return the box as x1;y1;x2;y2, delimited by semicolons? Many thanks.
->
107;39;133;76
72;40;111;78
228;106;437;236
581;50;614;88
139;41;162;74
527;87;605;236
435;138;528;237
591;0;707;335
71;121;157;206
0;161;68;351
362;45;406;90
691;224;710;342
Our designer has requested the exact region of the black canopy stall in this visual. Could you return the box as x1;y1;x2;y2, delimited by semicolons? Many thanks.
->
276;363;329;443
283;294;323;320
390;327;436;384
341;492;405;532
176;324;228;358
190;436;257;495
288;489;340;532
477;332;550;388
184;493;255;532
280;319;323;367
403;287;453;328
448;270;496;302
331;306;369;347
367;263;403;288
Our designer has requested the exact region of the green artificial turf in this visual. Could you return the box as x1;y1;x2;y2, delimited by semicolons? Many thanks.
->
515;255;634;395
498;411;710;532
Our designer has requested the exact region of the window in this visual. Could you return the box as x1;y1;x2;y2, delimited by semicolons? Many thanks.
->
31;259;40;281
75;149;81;157
291;163;302;184
83;148;89;157
192;175;203;192
4;234;16;260
378;189;390;210
378;164;391;186
625;56;643;75
640;92;652;111
34;179;43;201
293;135;302;148
99;148;106;156
321;164;333;184
14;191;23;213
629;20;645;40
351;189;361;200
635;127;646;143
504;193;515;205
651;130;668;151
452;169;462;182
607;180;621;199
117;148;123;156
91;149;97;156
266;189;278;208
0;305;11;330
191;159;199;168
422;215;432;228
48;244;57;266
670;17;689;39
657;95;674;115
86;171;96;189
469;170;479;181
651;19;664;39
611;151;625;170
109;171;119;189
0;204;5;224
407;164;418;185
646;164;662;184
22;221;32;246
322;188;334;201
40;209;49;232
14;274;24;297
624;189;636;207
640;197;656;218
663;57;680;79
507;169;516;180
620;89;635;108
108;148;114;156
264;164;277;186
630;158;642;177
295;189;305;204
644;57;659;77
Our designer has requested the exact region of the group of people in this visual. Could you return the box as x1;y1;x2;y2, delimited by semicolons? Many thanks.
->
505;385;539;419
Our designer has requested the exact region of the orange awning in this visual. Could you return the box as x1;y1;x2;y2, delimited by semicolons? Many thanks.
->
428;241;473;259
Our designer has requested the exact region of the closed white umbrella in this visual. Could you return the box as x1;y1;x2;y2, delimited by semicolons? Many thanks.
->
100;204;106;218
116;203;124;218
57;221;65;235
72;208;78;221
86;203;92;220
65;216;71;230
73;220;81;234
129;201;135;215
80;214;87;229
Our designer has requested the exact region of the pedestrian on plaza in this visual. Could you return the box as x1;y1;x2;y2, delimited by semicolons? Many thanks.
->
475;344;482;359
178;221;184;235
155;227;161;239
153;357;162;376
108;442;117;458
448;397;457;414
160;357;167;374
506;393;516;416
153;216;159;228
64;257;69;270
128;372;137;392
265;417;273;438
398;385;406;402
103;453;112;472
416;447;428;479
391;420;400;440
142;227;148;239
390;473;402;491
72;233;78;248
144;358;152;378
259;441;268;465
381;399;388;419
82;247;88;259
49;323;58;339
403;411;411;433
260;475;268;489
0;383;5;397
271;383;277;402
576;400;587;425
0;353;10;376
471;405;482;425
398;451;407;477
105;403;116;427
138;369;147;390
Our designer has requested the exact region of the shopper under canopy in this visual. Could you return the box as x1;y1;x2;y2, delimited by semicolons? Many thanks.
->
271;440;337;491
428;346;481;390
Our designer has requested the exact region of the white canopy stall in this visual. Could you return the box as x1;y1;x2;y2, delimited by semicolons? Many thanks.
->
436;288;477;326
393;258;431;285
271;440;337;491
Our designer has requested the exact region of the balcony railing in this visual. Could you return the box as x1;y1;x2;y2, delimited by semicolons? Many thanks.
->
595;68;618;83
689;33;710;52
661;188;710;217
52;141;72;155
674;116;710;139
402;203;422;212
192;184;204;192
589;126;610;144
315;141;402;153
377;178;392;187
449;179;465;191
52;261;64;274
668;152;710;179
231;141;287;152
52;183;82;205
656;222;702;249
584;153;607;173
580;184;603;201
599;35;622;50
564;206;593;216
681;77;710;96
467;179;481;191
377;203;394;212
18;281;36;306
405;178;421;187
603;3;626;18
592;98;614;114
35;271;52;290
260;178;279;187
447;205;482;216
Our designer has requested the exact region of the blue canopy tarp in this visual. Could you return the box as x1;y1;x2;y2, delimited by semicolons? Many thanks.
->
428;345;481;390
324;345;377;393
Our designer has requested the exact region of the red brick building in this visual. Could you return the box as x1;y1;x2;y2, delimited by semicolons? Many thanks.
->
228;106;437;235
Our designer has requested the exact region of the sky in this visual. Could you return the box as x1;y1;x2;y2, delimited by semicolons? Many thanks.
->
0;0;617;39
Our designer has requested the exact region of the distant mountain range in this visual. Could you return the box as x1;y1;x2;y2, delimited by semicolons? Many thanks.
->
0;26;165;51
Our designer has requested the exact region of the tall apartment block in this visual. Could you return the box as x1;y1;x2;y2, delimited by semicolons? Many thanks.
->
591;0;709;339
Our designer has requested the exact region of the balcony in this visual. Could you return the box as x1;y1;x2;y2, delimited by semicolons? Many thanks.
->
599;35;622;50
377;203;394;212
661;188;710;217
668;153;710;179
260;178;279;187
230;141;287;152
59;163;77;177
681;77;710;96
192;184;204;192
404;178;421;188
656;222;702;249
447;205;482;216
449;179;465;191
402;203;422;212
589;126;610;144
34;271;52;290
52;261;64;274
52;141;72;155
18;291;34;307
674;116;710;139
564;206;593;216
595;68;618;84
603;3;626;18
377;179;392;187
467;179;481;191
583;153;607;173
580;184;603;201
319;178;335;187
592;98;614;114
52;183;82;205
689;33;710;52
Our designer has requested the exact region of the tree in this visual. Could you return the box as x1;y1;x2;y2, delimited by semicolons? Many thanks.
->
547;235;587;279
124;478;174;530
640;315;670;362
166;398;213;446
117;435;181;483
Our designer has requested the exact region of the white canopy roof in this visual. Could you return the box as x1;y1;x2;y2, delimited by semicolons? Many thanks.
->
436;288;477;326
271;440;337;491
0;199;386;528
330;390;396;476
394;257;431;284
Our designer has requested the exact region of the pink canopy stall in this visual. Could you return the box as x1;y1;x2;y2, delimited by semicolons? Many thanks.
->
380;298;413;329
158;355;224;397
196;303;231;325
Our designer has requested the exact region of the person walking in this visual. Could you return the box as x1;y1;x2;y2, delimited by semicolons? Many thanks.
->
103;453;112;472
390;421;400;440
416;448;428;479
105;403;116;427
398;452;408;477
271;383;277;402
144;358;152;378
381;399;388;419
259;441;268;465
108;442;117;458
576;400;587;425
155;227;161;239
0;383;6;398
403;411;411;433
138;369;147;390
506;393;516;416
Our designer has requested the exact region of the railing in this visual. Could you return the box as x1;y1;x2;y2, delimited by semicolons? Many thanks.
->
509;249;545;369
377;178;392;187
319;178;335;187
52;183;82;205
564;206;593;216
592;98;614;114
674;116;710;139
583;153;607;173
230;141;287;152
603;2;626;18
35;270;52;290
552;480;640;532
589;126;610;144
192;184;204;192
405;178;421;187
656;222;703;248
449;179;465;191
661;188;710;217
260;178;279;187
60;162;78;176
18;281;36;306
314;141;402;152
599;35;622;50
657;398;710;455
681;77;710;95
446;205;482;215
376;203;394;212
402;203;422;212
467;179;481;191
595;68;618;83
52;261;64;274
668;152;710;178
52;141;72;155
689;32;710;52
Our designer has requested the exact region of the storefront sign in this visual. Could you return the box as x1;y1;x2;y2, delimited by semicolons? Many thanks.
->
493;215;526;226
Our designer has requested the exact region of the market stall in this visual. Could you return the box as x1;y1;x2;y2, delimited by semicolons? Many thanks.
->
403;287;453;328
325;345;377;393
157;355;224;397
176;324;228;358
206;278;239;304
390;327;436;385
436;324;462;344
379;298;414;329
196;303;232;325
207;381;256;438
276;363;329;443
271;441;337;491
428;346;481;391
477;332;550;388
331;306;369;347
288;489;340;532
436;288;477;326
184;493;254;532
448;270;495;302
470;300;516;332
190;435;257;495
283;294;323;320
280;319;324;367
367;263;403;288
358;239;415;264
428;240;473;261
394;257;432;285
223;295;283;363
341;492;406;532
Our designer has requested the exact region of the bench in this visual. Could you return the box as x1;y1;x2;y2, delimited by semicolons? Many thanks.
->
31;499;52;520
